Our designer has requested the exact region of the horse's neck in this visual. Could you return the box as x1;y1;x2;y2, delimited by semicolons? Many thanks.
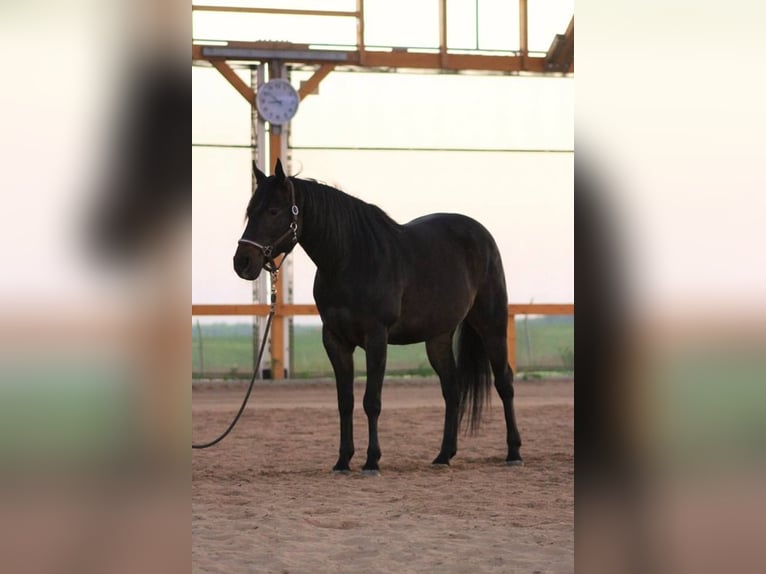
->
296;184;349;272
298;230;337;272
297;183;397;274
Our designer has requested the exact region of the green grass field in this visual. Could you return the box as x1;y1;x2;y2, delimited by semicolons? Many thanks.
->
192;316;573;379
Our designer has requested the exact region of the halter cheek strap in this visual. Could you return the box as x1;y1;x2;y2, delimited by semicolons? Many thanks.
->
238;178;299;272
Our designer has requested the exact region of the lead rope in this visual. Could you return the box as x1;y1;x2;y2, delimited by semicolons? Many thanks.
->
192;269;280;449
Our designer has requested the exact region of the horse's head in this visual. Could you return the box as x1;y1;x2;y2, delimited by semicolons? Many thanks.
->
233;158;300;281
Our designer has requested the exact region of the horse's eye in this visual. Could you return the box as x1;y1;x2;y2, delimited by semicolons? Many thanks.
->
269;208;279;216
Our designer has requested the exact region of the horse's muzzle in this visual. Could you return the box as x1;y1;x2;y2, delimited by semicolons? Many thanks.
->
233;244;264;280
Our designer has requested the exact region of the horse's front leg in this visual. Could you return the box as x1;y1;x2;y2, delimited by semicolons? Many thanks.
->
322;326;355;473
362;326;388;474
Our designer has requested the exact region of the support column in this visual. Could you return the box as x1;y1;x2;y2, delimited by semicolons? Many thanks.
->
356;0;366;65
280;123;294;378
251;64;270;379
267;61;288;380
438;0;447;68
519;0;528;68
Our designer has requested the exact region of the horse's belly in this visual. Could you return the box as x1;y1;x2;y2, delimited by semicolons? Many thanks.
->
387;325;427;345
387;305;468;345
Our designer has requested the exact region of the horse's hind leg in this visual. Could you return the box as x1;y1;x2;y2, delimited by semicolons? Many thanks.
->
467;310;523;465
488;340;523;465
426;332;460;465
479;327;522;464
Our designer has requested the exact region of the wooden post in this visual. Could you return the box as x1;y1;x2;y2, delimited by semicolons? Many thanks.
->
438;0;447;68
268;62;286;380
267;129;286;379
507;312;517;373
356;0;366;65
519;0;528;69
252;64;270;379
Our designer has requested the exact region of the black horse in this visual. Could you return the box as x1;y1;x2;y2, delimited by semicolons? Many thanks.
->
234;160;522;473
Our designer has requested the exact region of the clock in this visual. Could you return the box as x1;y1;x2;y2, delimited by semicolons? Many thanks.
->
256;78;300;125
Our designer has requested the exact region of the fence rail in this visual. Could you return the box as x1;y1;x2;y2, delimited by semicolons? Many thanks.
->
191;303;574;373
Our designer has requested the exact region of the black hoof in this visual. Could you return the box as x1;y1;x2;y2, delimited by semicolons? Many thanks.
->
506;459;523;467
360;469;380;477
431;455;451;466
333;460;352;474
332;468;352;475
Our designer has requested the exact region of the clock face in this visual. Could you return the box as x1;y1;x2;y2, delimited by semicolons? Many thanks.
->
256;79;300;125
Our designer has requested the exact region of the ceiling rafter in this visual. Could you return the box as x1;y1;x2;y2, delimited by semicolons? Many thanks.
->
545;16;574;73
192;4;573;77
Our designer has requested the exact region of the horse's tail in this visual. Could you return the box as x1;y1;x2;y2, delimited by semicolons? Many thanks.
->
455;321;493;433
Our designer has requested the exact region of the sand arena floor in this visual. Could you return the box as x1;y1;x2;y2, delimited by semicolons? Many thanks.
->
192;377;573;573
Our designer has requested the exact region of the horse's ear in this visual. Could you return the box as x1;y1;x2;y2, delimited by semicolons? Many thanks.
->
253;161;267;185
274;158;286;181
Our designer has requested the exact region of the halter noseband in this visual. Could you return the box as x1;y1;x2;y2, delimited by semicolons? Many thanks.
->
238;177;299;273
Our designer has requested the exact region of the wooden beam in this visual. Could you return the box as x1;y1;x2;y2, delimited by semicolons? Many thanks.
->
193;304;272;316
192;303;573;317
210;59;255;106
562;16;574;68
545;16;574;72
508;303;574;315
359;50;442;69
298;63;336;100
192;6;359;18
194;44;559;74
192;304;319;316
359;50;549;73
277;304;320;315
446;52;547;73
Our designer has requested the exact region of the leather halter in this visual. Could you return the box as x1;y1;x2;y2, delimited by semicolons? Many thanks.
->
238;177;299;273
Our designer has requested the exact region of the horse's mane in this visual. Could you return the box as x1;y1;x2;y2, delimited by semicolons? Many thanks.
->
292;177;403;266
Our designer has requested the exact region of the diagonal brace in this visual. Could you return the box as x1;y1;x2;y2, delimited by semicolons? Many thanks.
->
210;59;255;106
298;63;336;100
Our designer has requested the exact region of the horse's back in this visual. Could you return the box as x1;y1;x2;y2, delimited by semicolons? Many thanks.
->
385;213;505;343
405;211;497;239
403;212;502;271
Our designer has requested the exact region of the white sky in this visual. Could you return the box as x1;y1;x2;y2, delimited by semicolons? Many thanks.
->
192;1;573;319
